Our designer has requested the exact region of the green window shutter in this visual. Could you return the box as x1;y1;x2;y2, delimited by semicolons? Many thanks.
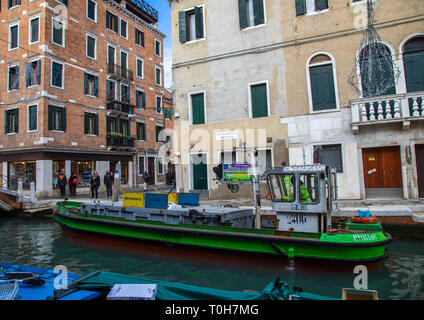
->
238;0;248;29
84;73;88;95
315;0;328;11
94;114;99;135
84;112;88;134
191;93;205;125
310;64;337;111
295;0;306;16
48;105;53;131
4;111;9;134
14;109;19;133
251;83;268;118
195;6;204;39
178;11;187;43
253;0;265;26
404;52;424;92
62;108;66;132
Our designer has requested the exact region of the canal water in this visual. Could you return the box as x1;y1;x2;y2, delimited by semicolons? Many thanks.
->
1;216;424;300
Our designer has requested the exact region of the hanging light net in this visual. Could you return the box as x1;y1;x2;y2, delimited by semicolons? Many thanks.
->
348;0;401;97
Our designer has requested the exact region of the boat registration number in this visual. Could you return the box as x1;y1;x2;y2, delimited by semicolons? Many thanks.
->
353;234;378;241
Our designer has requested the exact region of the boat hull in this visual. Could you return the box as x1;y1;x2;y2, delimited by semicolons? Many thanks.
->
54;202;391;262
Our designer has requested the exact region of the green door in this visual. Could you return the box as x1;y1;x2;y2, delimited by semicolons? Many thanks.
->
191;93;205;125
193;160;208;190
251;83;268;118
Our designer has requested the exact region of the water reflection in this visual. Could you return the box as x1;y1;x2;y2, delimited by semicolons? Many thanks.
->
1;217;424;299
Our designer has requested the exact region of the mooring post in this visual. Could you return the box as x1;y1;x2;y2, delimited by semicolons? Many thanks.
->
30;182;37;203
17;179;23;203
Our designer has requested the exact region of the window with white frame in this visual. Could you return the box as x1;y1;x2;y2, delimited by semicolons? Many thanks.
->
9;24;19;50
296;0;329;16
87;0;97;22
86;34;97;59
238;0;265;29
178;6;204;43
29;17;40;44
308;54;337;111
52;17;65;46
28;104;38;132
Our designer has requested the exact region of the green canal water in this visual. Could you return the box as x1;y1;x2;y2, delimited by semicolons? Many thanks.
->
1;216;423;300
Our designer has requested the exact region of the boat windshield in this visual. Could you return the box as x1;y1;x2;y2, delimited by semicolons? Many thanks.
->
268;174;295;202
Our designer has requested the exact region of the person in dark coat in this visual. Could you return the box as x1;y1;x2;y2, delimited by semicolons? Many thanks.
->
57;170;67;197
104;168;113;198
68;172;78;196
90;170;100;199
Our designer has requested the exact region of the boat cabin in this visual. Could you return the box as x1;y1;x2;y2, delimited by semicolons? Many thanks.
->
265;165;338;234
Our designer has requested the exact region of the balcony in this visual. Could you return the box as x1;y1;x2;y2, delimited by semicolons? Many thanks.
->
351;91;424;133
106;134;135;150
106;63;134;82
106;100;135;118
125;0;158;24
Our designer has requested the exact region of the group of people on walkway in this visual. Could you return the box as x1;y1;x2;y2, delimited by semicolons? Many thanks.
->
57;169;114;199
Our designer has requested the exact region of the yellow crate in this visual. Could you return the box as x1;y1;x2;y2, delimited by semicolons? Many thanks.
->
123;193;145;208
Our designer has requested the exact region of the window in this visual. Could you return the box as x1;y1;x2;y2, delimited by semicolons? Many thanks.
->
8;0;21;9
155;67;162;86
238;0;265;29
51;61;64;89
107;116;118;133
86;34;97;59
120;119;129;136
313;144;343;173
156;125;164;142
121;51;128;69
26;60;41;87
296;0;329;16
8;65;19;91
9;24;19;50
258;149;273;174
308;54;337;111
48;105;66;132
29;17;40;44
158;157;165;175
190;92;205;125
107;45;116;65
299;174;319;203
135;28;144;47
220;151;237;164
120;19;128;39
136;90;146;109
403;36;424;93
139;157;145;175
28;105;38;132
87;0;97;22
4;109;19;134
84;73;98;97
52;17;65;46
156;96;162;114
250;82;269;118
106;10;118;33
155;39;161;56
137;122;146;141
84;112;98;135
136;58;144;78
179;6;204;43
267;174;296;202
106;80;116;101
121;84;130;103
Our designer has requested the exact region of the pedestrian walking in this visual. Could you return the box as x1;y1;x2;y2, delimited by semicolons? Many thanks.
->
143;170;150;191
104;168;113;198
68;172;78;196
57;170;67;197
90;170;100;199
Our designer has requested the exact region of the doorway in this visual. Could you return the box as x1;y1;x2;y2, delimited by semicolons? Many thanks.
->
362;146;402;198
415;144;424;198
190;153;208;191
146;157;156;185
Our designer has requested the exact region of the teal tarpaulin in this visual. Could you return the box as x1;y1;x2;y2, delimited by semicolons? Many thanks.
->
75;271;333;300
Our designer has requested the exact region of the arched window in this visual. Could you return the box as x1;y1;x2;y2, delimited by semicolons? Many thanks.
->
403;36;424;93
308;54;337;112
359;43;395;97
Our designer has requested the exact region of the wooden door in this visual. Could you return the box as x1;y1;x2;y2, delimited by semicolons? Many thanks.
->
416;145;424;198
362;147;401;188
193;162;208;190
147;157;155;185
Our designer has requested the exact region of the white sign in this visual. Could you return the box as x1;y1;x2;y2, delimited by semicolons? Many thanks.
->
216;131;238;141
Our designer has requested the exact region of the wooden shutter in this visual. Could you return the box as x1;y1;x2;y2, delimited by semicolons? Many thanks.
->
14;109;18;133
84;73;88;95
84;112;89;134
191;93;205;125
94;76;99;97
238;0;248;29
253;0;265;26
313;145;323;164
310;64;337;111
62;108;66;132
94;114;99;135
251;83;268;118
195;6;204;39
178;11;187;43
26;62;31;87
315;0;328;11
36;60;41;86
4;111;9;134
295;0;306;16
404;52;424;92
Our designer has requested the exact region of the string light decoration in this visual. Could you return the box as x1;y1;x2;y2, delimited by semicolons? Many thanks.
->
348;0;401;97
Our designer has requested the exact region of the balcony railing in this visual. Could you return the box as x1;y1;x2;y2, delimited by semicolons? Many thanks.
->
351;91;424;132
106;135;135;149
106;100;135;116
106;63;134;82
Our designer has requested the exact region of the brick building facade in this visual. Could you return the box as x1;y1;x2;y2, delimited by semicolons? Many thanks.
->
0;0;171;197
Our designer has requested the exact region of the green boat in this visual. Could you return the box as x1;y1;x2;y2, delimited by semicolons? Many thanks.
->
54;165;392;262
